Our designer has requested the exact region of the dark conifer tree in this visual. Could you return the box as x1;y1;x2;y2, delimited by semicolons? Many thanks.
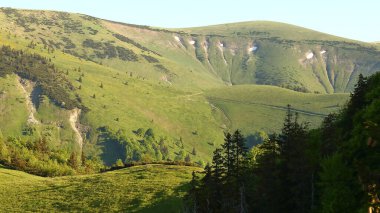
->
222;132;235;176
278;107;312;212
232;129;247;179
253;134;282;212
211;148;224;211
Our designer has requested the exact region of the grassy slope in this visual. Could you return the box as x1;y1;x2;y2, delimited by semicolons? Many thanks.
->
0;75;29;136
0;10;226;162
0;9;363;164
206;85;349;134
108;20;380;93
0;164;200;212
175;21;352;41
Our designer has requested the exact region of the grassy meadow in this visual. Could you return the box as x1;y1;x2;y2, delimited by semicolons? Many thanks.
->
0;164;200;212
206;85;349;136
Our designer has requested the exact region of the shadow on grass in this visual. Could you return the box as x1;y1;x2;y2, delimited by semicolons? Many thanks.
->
25;175;110;212
135;182;190;213
97;131;126;166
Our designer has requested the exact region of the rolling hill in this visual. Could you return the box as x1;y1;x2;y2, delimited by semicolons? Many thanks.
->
0;164;199;212
0;7;377;169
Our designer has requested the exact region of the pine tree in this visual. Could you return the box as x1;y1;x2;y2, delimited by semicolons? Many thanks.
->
278;108;312;212
81;150;86;166
253;134;282;212
68;152;79;170
232;129;247;179
222;132;235;176
185;154;191;163
192;147;197;156
211;148;224;211
188;171;199;212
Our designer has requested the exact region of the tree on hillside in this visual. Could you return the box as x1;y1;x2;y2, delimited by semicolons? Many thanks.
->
222;132;235;176
144;128;155;139
252;134;282;212
232;129;247;180
68;152;79;170
135;128;145;137
211;147;224;211
175;150;185;162
185;154;191;163
278;106;312;212
114;159;124;167
192;147;197;156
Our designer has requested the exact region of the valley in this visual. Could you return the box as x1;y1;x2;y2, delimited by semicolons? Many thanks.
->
0;5;378;213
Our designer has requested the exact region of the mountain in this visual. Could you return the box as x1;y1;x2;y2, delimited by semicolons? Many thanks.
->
106;20;380;93
0;8;377;171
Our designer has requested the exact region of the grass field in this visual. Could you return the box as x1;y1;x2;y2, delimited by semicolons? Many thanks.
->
0;164;200;212
206;85;349;136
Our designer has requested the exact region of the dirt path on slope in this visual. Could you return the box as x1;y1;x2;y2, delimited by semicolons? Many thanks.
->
69;108;83;151
177;92;204;99
207;96;328;118
16;76;39;125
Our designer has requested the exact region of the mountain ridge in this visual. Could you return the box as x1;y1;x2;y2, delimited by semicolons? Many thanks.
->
0;7;376;172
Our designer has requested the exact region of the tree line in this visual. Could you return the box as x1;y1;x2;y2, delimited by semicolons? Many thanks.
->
0;45;84;110
185;73;380;212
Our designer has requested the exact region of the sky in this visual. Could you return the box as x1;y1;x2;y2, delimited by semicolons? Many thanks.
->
0;0;378;42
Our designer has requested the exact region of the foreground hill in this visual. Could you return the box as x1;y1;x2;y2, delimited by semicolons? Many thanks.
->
0;164;199;212
0;8;376;169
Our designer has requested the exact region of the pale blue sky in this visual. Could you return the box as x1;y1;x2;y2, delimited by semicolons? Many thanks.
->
0;0;378;42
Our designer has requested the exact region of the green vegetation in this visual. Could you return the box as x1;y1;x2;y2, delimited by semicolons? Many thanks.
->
0;7;378;212
186;74;380;212
0;164;201;212
97;126;183;166
206;85;349;134
0;46;82;110
0;8;377;179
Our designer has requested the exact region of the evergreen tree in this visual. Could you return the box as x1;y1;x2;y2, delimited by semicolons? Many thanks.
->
232;129;247;179
211;148;224;211
222;132;235;177
192;147;197;156
81;150;86;166
253;135;282;212
278;106;312;212
68;152;79;170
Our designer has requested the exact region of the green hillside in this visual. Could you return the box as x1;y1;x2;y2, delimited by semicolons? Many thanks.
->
176;21;352;41
205;85;349;137
0;8;376;172
106;20;380;93
0;164;199;212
